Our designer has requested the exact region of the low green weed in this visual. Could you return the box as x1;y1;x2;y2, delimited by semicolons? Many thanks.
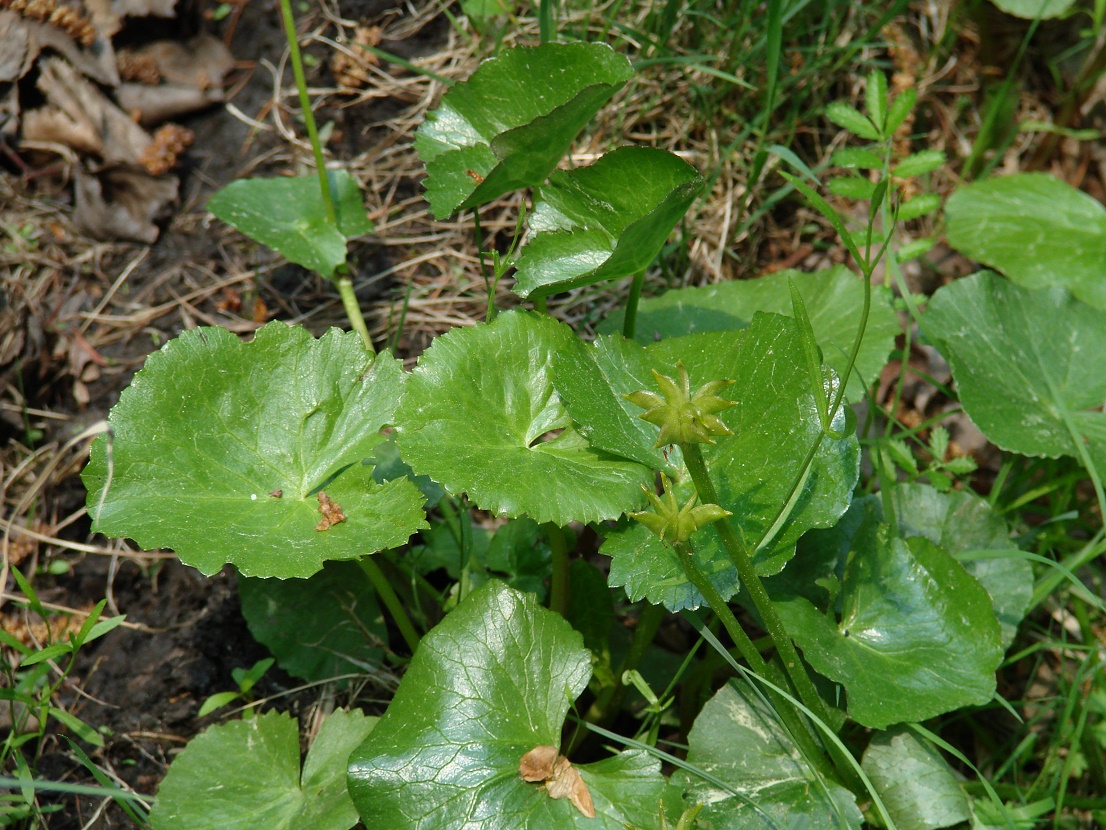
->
58;11;1106;830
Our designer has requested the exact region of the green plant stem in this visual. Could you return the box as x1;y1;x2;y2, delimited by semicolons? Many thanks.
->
538;0;555;43
673;540;836;782
358;556;421;654
278;0;335;227
623;270;645;339
681;443;830;725
588;601;666;728
546;523;569;616
336;272;374;353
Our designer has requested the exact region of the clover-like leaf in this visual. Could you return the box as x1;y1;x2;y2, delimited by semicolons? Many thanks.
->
82;323;427;578
513;147;703;299
861;729;970;830
924;271;1106;476
599;314;860;611
207;171;373;279
347;580;667;829
600;267;898;401
679;680;862;830
238;561;387;682
415;43;634;218
776;518;1004;729
395;310;652;525
945;174;1106;310
150;709;376;830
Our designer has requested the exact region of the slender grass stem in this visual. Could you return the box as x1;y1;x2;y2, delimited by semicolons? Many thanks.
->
682;443;830;725
358;555;421;654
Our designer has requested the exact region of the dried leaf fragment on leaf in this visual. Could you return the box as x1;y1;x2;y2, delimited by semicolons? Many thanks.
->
315;491;346;531
518;745;596;818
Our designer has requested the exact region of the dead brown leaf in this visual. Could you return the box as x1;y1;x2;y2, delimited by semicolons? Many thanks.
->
518;745;596;818
72;164;177;242
315;491;347;531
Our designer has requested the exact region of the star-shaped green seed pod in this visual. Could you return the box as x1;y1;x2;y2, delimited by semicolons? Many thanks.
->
630;475;732;545
624;363;735;447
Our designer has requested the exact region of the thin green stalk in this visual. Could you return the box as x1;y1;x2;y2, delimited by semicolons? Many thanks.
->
278;0;334;226
538;0;555;43
336;272;374;353
279;0;376;351
388;276;415;355
547;523;569;616
674;540;837;782
358;555;421;654
623;270;645;339
682;443;830;725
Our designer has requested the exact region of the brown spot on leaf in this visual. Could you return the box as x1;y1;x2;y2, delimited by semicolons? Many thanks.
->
518;746;595;818
315;491;346;531
269;489;282;499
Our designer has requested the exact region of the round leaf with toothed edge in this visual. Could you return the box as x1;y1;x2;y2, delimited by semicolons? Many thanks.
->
415;43;634;218
923;271;1106;476
775;516;1004;729
82;323;428;579
394;310;652;525
944;174;1106;310
678;680;863;830
513;147;704;299
598;314;859;611
150;709;377;830
346;580;667;830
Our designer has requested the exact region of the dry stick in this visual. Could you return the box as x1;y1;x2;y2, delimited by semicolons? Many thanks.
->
681;443;830;726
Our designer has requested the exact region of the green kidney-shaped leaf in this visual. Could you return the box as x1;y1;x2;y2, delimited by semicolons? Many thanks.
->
680;680;862;829
150;709;376;830
347;580;667;829
395;310;651;525
944;174;1106;310
239;560;387;682
889;484;1031;649
861;729;970;830
599;267;898;401
987;0;1077;18
513;147;703;299
82;323;427;578
415;43;634;218
208;171;373;279
599;315;860;611
924;271;1106;477
776;519;1004;728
